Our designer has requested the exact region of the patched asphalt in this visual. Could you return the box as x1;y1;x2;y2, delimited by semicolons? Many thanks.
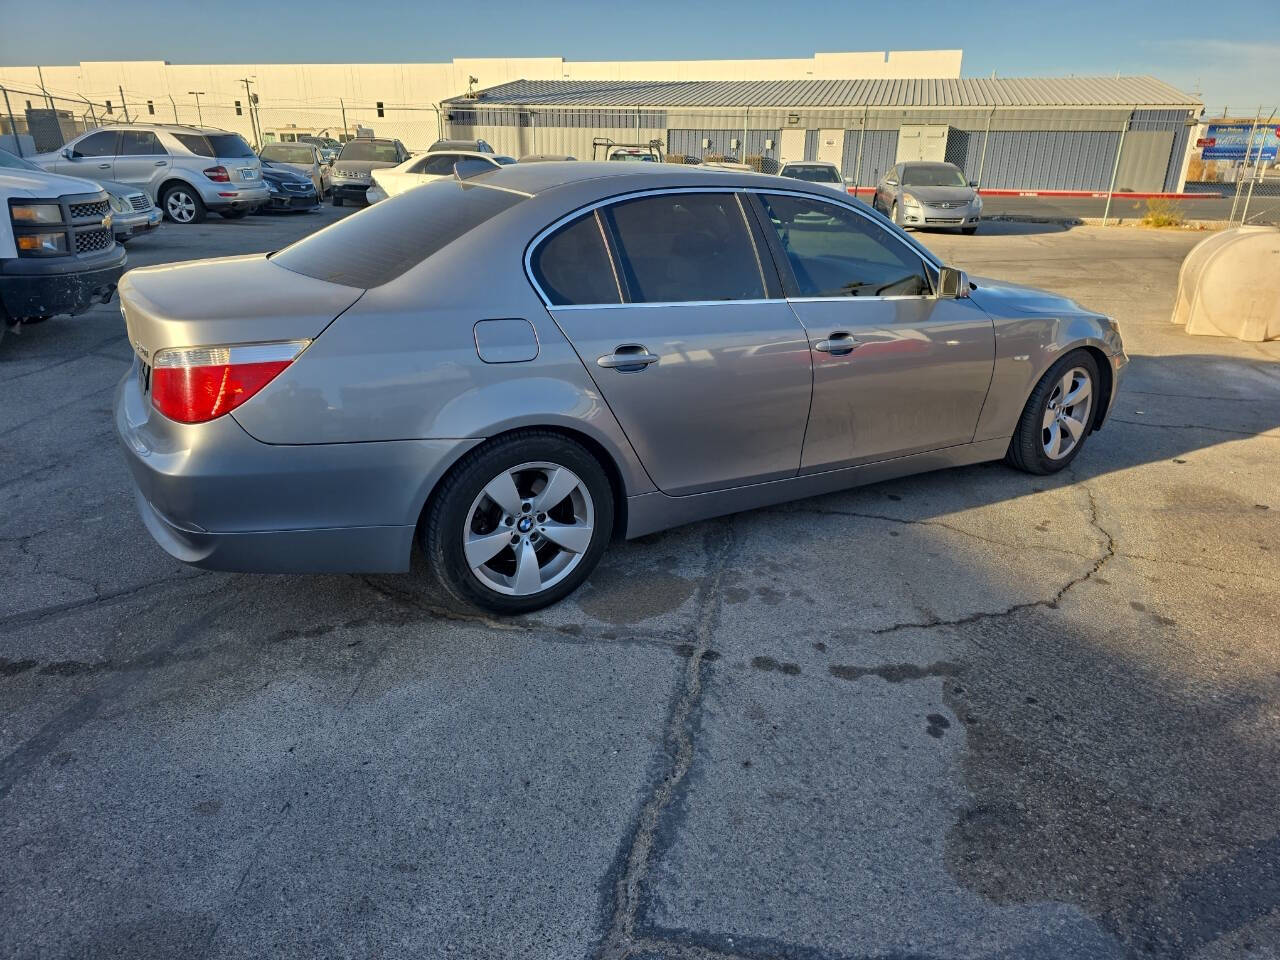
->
2;208;1279;959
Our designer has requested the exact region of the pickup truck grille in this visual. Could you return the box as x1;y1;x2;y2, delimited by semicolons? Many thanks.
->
75;227;113;253
69;199;110;220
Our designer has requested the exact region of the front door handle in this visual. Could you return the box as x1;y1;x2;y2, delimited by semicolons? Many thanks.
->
154;160;168;166
813;333;860;356
597;344;660;372
97;163;110;169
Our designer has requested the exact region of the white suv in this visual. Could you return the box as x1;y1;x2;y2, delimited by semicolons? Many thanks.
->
31;125;268;224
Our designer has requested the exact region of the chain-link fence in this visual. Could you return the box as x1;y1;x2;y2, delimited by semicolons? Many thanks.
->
4;81;1275;227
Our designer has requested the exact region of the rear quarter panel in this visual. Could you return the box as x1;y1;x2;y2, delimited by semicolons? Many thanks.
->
231;190;656;498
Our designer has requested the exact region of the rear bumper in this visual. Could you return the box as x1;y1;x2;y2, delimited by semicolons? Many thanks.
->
0;246;126;320
203;184;269;211
261;190;319;211
114;362;478;573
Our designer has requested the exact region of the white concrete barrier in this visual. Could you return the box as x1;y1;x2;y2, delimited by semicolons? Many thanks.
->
1172;226;1280;342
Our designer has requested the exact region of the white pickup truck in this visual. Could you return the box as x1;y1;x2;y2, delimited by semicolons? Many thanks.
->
0;148;126;340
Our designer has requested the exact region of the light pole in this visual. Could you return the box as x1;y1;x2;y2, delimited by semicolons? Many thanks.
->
187;91;205;126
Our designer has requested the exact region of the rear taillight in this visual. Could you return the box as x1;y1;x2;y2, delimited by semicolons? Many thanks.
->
203;165;230;182
151;340;309;424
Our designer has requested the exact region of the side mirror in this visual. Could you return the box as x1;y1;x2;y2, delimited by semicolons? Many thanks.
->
62;147;74;160
968;180;978;188
938;267;970;299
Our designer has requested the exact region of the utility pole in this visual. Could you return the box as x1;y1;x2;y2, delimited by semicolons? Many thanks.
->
340;98;349;141
188;91;205;127
239;77;260;147
168;94;178;124
119;85;131;123
1102;112;1132;226
36;66;52;108
2;86;23;156
1229;107;1262;223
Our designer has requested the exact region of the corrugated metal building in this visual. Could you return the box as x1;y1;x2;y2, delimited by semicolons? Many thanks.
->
443;76;1202;192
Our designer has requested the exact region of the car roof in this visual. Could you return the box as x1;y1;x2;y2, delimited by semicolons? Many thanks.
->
782;160;838;166
86;123;240;136
469;160;827;198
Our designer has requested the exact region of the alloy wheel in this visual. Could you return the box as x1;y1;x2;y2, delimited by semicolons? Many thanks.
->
1042;366;1093;460
165;190;197;223
462;461;595;596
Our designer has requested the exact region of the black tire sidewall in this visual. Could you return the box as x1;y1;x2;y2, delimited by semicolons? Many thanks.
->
424;433;614;615
1007;349;1101;474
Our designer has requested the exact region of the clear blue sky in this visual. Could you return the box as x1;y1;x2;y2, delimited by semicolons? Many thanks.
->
2;0;1276;113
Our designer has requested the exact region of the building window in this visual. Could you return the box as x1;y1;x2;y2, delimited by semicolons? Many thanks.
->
105;100;113;114
376;101;385;118
234;100;242;116
147;100;155;115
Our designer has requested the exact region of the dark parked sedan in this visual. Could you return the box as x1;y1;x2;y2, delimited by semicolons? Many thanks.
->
115;162;1125;613
258;162;319;212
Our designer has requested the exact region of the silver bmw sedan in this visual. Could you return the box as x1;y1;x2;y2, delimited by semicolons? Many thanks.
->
115;162;1126;614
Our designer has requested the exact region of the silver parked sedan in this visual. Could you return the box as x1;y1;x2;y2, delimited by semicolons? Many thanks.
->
872;161;982;234
115;162;1126;613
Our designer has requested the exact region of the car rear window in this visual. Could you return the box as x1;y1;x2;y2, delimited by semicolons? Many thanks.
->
339;140;401;162
271;181;524;288
781;165;841;184
172;132;255;158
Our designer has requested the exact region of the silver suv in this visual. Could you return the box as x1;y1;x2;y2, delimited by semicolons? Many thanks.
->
31;125;268;224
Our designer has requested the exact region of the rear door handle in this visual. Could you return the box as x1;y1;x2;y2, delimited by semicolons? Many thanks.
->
97;163;110;169
813;333;860;355
597;344;660;372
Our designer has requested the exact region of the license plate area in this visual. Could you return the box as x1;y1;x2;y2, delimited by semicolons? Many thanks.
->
239;168;256;181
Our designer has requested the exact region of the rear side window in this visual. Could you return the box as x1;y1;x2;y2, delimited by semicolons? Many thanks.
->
208;134;255;158
758;193;931;298
602;193;766;303
530;212;621;306
271;181;523;288
119;131;164;155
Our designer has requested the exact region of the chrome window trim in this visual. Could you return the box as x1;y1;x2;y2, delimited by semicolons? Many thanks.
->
552;298;785;311
523;183;942;310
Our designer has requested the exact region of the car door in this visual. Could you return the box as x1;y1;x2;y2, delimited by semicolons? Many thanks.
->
55;129;119;176
874;165;898;213
113;130;169;193
532;190;813;496
751;191;994;472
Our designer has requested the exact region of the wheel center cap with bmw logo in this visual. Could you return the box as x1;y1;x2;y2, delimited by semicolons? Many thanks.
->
517;516;534;533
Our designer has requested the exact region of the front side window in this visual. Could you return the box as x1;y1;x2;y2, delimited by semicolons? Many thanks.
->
71;131;119;158
530;211;621;306
602;192;766;303
758;193;932;298
119;131;164;156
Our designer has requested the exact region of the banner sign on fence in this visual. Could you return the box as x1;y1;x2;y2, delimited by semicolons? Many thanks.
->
1200;123;1279;161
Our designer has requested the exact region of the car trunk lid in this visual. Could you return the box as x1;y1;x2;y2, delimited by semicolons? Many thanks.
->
120;253;364;366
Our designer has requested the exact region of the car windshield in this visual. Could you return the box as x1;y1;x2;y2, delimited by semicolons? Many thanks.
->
340;141;400;162
263;144;315;163
0;147;39;170
901;164;967;187
782;165;841;184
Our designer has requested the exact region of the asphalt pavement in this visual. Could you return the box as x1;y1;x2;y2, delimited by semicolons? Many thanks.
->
2;208;1279;959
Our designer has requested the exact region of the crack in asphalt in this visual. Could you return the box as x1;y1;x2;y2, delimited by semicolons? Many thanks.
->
0;568;215;632
869;479;1116;637
1109;417;1279;439
598;520;736;960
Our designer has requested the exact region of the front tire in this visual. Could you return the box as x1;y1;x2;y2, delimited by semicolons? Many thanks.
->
161;184;206;224
1005;349;1101;474
962;225;978;236
422;431;614;614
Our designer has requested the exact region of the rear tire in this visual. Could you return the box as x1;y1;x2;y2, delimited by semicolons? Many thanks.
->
422;431;614;615
218;208;248;220
1005;349;1101;474
161;184;206;224
332;196;344;207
